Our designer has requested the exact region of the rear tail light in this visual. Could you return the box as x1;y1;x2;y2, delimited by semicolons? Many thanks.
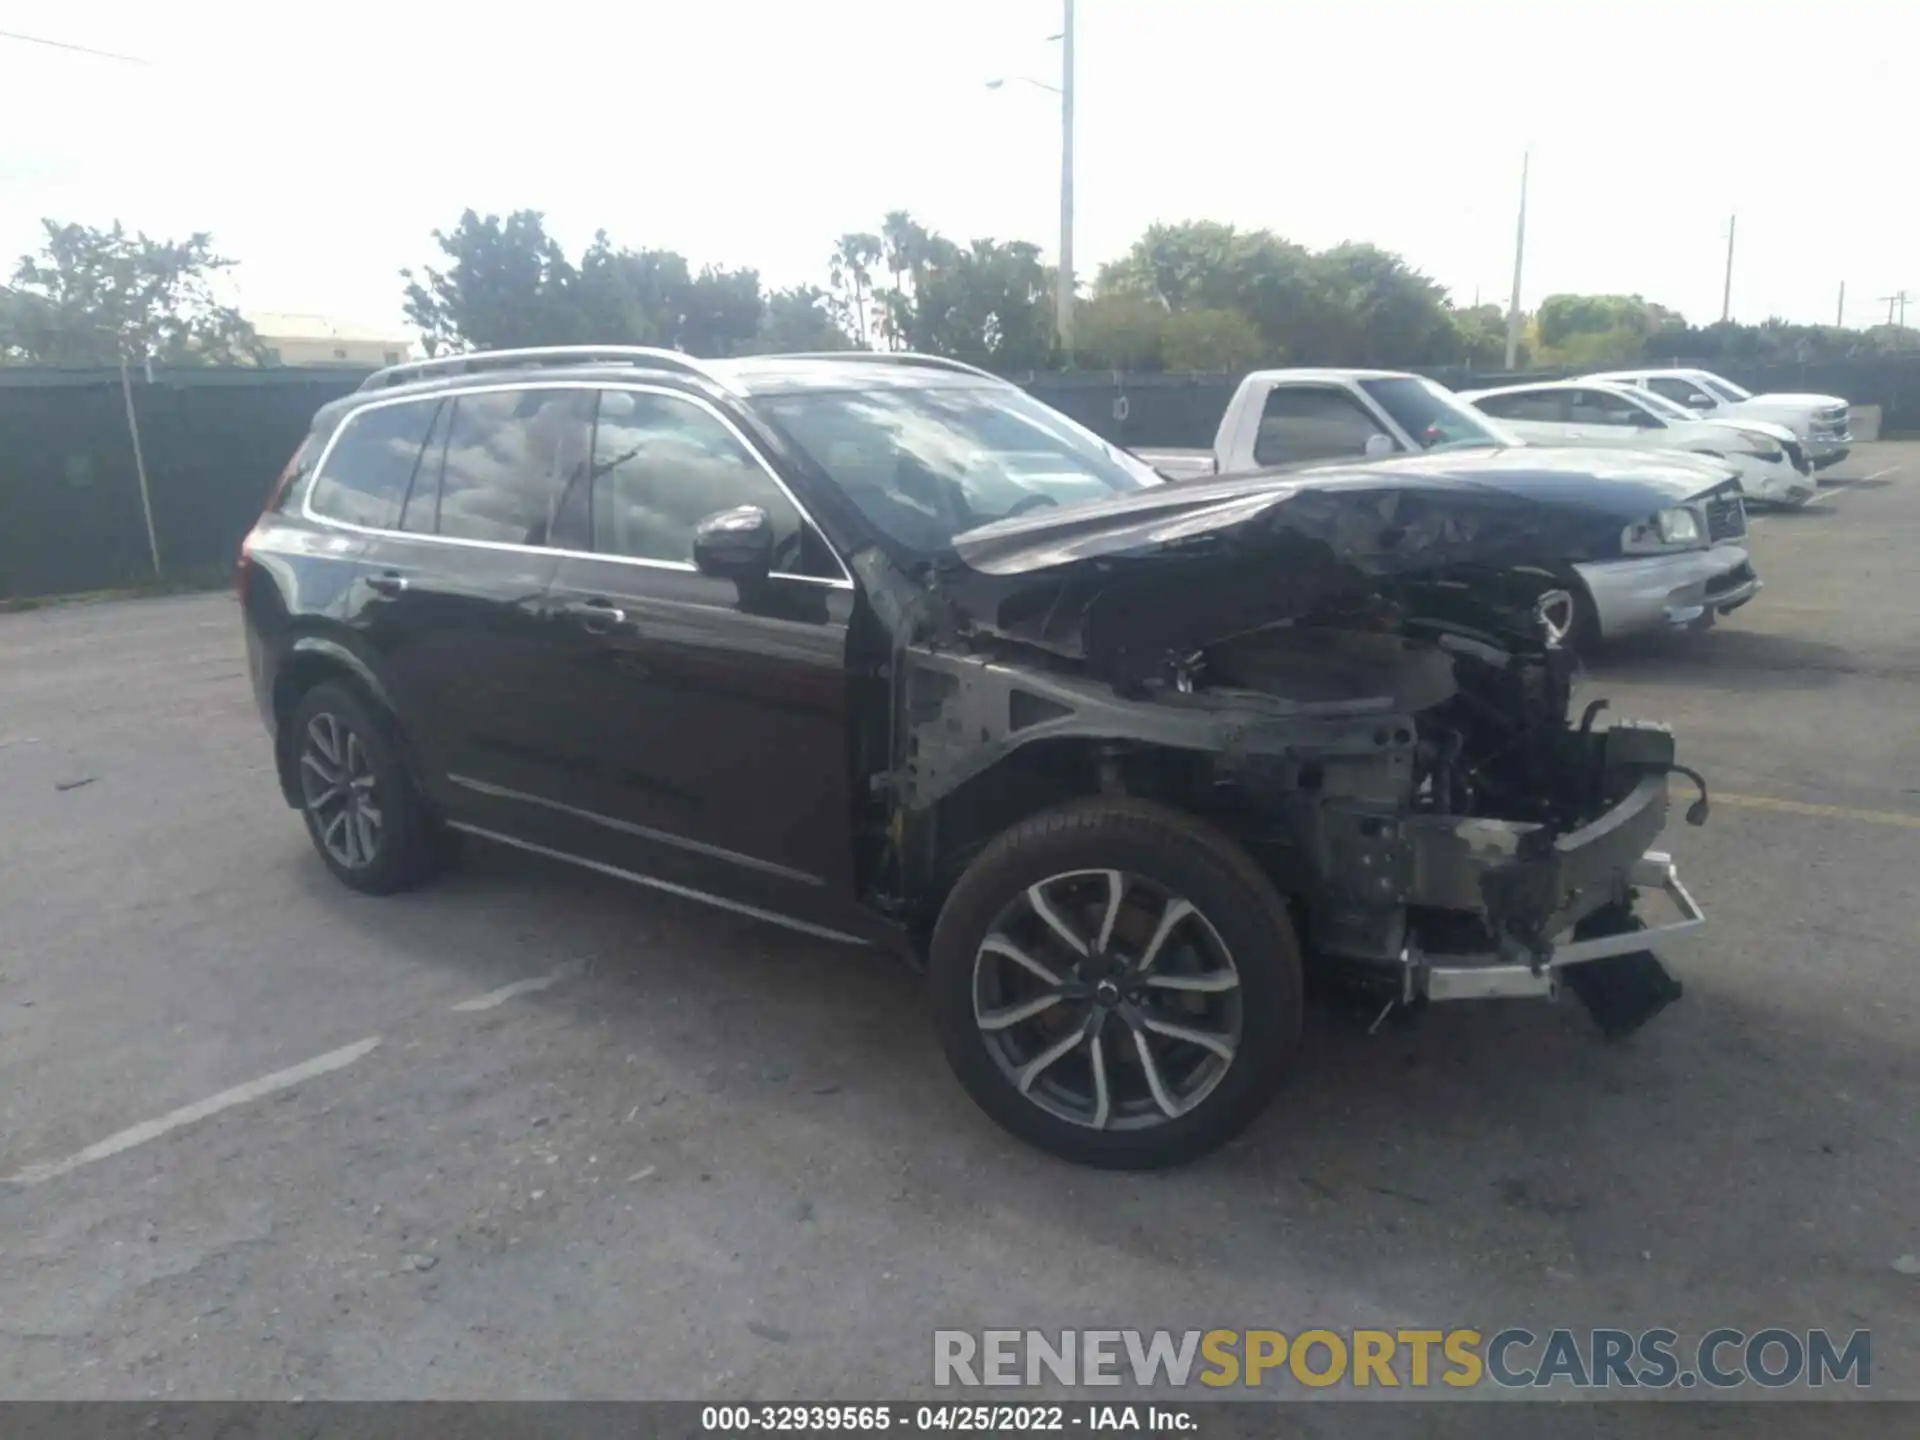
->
240;444;309;601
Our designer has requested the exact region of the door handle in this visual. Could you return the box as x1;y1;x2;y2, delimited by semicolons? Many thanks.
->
366;571;408;596
561;598;627;634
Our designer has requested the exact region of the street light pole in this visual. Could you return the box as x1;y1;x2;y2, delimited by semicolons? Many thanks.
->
1057;0;1076;357
1720;213;1736;323
1503;149;1529;371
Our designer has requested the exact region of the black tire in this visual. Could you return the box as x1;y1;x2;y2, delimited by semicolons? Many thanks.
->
927;797;1303;1170
288;680;442;895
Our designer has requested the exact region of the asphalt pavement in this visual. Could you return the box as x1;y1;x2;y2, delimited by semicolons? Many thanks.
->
1;446;1916;1407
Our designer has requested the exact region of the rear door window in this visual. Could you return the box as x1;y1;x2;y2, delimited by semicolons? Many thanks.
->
1475;390;1567;422
1567;388;1652;427
307;399;442;529
434;388;593;546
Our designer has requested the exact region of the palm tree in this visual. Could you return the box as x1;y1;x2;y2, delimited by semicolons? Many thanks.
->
828;233;881;348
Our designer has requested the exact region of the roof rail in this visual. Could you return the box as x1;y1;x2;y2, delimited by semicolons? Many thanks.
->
358;345;720;392
770;351;1009;383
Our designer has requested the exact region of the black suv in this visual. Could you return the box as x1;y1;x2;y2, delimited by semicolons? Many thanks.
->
243;346;1703;1169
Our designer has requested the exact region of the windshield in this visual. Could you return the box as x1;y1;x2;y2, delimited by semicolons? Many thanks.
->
1698;374;1753;403
755;384;1159;556
1358;376;1517;451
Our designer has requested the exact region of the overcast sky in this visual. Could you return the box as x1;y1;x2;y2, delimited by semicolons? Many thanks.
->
3;0;1912;337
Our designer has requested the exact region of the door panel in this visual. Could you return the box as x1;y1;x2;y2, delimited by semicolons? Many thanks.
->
342;384;592;819
501;383;861;927
533;560;856;920
352;534;562;813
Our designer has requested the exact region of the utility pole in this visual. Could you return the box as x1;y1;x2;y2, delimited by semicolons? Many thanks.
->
1057;0;1076;356
1879;292;1909;327
1720;214;1736;323
1503;149;1529;371
985;5;1073;355
1837;280;1845;327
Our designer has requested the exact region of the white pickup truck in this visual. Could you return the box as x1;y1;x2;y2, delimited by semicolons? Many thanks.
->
1584;368;1852;469
1135;368;1761;643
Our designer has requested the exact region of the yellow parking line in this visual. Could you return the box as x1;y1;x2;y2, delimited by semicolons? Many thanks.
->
1716;792;1920;828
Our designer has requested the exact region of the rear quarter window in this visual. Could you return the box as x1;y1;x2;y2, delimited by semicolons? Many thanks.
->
306;398;443;529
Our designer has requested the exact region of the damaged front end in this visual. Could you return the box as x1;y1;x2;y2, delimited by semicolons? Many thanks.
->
866;466;1710;1038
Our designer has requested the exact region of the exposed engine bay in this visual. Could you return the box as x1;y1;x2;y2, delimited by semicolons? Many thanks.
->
871;550;1704;1039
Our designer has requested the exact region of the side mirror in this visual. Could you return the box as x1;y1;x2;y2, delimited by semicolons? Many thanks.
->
692;505;775;583
1362;433;1396;459
1684;392;1714;409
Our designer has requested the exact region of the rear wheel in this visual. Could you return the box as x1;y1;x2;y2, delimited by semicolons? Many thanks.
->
290;681;442;895
927;798;1302;1169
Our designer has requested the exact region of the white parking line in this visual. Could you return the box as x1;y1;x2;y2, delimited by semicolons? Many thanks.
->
450;959;587;1012
2;1036;381;1187
1818;464;1901;506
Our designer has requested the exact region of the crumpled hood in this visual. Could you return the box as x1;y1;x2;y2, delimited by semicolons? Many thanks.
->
952;446;1736;578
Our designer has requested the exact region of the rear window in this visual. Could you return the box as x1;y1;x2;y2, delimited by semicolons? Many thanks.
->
307;399;442;529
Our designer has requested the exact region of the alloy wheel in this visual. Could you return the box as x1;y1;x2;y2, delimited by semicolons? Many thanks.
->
971;869;1243;1132
298;712;383;870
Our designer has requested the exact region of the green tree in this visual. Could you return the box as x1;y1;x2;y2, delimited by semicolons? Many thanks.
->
1309;242;1459;367
573;232;691;346
402;209;585;354
679;265;766;358
839;211;1055;368
1097;221;1318;363
1448;303;1518;370
827;232;881;348
755;285;853;352
0;220;262;365
402;210;765;357
1157;308;1265;371
1074;293;1170;369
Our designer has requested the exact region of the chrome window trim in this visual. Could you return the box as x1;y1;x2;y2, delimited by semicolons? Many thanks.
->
300;378;855;589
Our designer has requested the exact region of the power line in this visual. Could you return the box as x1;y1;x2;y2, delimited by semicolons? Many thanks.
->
0;29;150;64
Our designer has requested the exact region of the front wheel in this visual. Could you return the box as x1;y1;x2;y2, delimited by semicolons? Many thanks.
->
927;798;1302;1170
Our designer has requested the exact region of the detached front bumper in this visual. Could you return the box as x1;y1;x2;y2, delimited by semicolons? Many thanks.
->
1418;851;1703;1002
1574;546;1760;639
1313;722;1706;1033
